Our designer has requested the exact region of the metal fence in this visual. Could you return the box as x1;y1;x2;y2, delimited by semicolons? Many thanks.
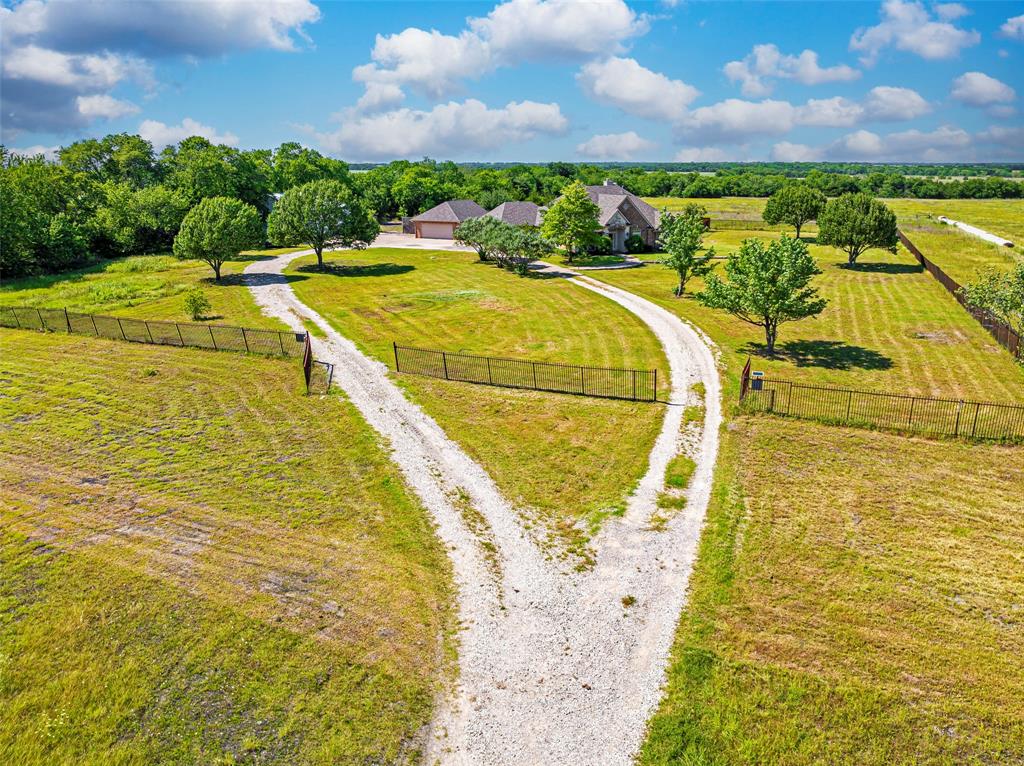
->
899;230;1021;360
0;305;306;357
739;366;1024;442
393;343;658;402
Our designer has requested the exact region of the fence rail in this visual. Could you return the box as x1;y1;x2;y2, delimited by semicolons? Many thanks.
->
899;230;1021;360
739;363;1024;442
0;305;306;357
393;343;658;402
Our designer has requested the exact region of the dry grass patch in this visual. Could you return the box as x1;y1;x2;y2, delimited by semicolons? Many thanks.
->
0;329;452;765
643;416;1024;765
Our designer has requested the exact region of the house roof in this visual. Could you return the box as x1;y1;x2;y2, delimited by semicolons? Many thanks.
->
582;182;660;229
486;201;542;226
412;199;487;223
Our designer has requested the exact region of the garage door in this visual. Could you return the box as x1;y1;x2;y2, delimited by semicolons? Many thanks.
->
419;222;455;239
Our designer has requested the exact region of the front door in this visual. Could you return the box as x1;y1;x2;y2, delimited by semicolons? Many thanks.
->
611;228;626;253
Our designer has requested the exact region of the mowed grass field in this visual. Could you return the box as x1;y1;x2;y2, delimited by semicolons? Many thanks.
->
284;247;668;558
594;228;1024;403
0;248;306;330
642;417;1024;765
0;330;452;765
645;196;1024;287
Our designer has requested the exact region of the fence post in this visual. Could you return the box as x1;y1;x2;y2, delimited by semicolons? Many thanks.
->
579;366;585;395
632;369;637;401
653;369;657;402
971;402;981;438
90;314;98;335
532;361;538;388
278;332;285;355
117;317;127;340
63;307;71;333
393;342;401;372
12;308;22;328
486;356;492;384
441;351;450;380
241;327;250;353
954;400;963;437
145;321;154;343
176;323;184;346
209;325;218;350
908;397;916;426
36;308;44;331
846;389;853;421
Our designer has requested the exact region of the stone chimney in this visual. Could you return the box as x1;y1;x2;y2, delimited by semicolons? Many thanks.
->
603;179;613;186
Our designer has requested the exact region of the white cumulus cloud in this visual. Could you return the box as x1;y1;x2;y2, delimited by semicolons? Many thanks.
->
76;94;140;120
353;0;647;101
723;44;859;97
951;72;1016;106
674;146;730;162
862;85;931;120
577;57;699;121
850;0;980;65
138;118;239;148
311;99;568;160
577;131;657;159
1000;14;1024;40
770;142;824;162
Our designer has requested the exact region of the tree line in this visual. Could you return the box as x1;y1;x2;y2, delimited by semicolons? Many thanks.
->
3;131;1022;279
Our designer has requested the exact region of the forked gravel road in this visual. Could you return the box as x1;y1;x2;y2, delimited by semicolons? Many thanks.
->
245;249;721;765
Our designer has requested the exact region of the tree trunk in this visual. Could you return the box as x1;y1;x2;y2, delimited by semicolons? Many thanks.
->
765;322;777;354
213;261;222;282
848;249;859;265
676;274;686;297
315;246;324;270
795;221;802;239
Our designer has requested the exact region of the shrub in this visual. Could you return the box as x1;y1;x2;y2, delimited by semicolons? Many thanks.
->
625;233;645;254
590;235;613;255
183;287;211;321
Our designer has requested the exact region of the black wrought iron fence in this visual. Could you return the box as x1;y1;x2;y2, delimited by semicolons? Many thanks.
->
393;343;658;402
739;370;1024;442
0;305;306;357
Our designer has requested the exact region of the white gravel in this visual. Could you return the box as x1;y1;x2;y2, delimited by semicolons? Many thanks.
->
245;250;721;765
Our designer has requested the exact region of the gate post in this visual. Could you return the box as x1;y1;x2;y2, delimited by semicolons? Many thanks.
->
393;341;400;372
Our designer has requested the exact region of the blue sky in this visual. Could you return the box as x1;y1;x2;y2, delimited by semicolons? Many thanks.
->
3;0;1023;162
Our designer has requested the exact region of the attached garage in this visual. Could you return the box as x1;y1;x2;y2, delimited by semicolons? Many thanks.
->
411;200;487;240
416;221;458;239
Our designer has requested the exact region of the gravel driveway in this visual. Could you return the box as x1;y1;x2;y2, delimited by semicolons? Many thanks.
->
245;249;721;765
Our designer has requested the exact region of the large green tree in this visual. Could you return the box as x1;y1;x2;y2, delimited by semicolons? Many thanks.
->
817;192;898;265
762;183;826;238
541;180;601;263
698;235;827;353
454;215;504;261
658;204;715;296
266;180;379;269
173;196;263;282
961;264;1024;343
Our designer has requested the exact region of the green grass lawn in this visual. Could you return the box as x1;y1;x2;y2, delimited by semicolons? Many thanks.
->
0;329;452;765
0;248;306;330
642;416;1024;765
592;228;1024;403
283;247;668;559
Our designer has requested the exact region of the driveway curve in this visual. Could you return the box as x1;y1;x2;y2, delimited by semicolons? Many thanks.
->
244;249;721;765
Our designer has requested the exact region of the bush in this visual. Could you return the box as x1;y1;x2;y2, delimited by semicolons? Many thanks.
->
589;235;613;255
625;233;645;254
183;288;211;321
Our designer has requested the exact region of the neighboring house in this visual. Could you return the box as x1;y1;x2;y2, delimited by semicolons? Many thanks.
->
411;200;486;239
486;201;544;227
581;180;661;253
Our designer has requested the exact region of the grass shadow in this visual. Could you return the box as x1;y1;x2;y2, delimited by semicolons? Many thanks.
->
295;262;414;277
743;339;893;371
838;262;923;275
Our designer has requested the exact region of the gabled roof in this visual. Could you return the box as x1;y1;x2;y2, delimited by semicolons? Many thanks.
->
582;182;661;229
412;199;487;223
486;201;542;226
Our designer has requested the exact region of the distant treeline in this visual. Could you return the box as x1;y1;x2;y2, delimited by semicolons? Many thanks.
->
354;160;1024;179
2;133;1022;279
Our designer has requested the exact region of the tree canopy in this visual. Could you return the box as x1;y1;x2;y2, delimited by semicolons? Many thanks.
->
541;180;601;262
697;235;827;353
658;204;715;296
817;193;899;265
961;264;1024;340
173;196;263;281
761;183;826;238
267;180;379;269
